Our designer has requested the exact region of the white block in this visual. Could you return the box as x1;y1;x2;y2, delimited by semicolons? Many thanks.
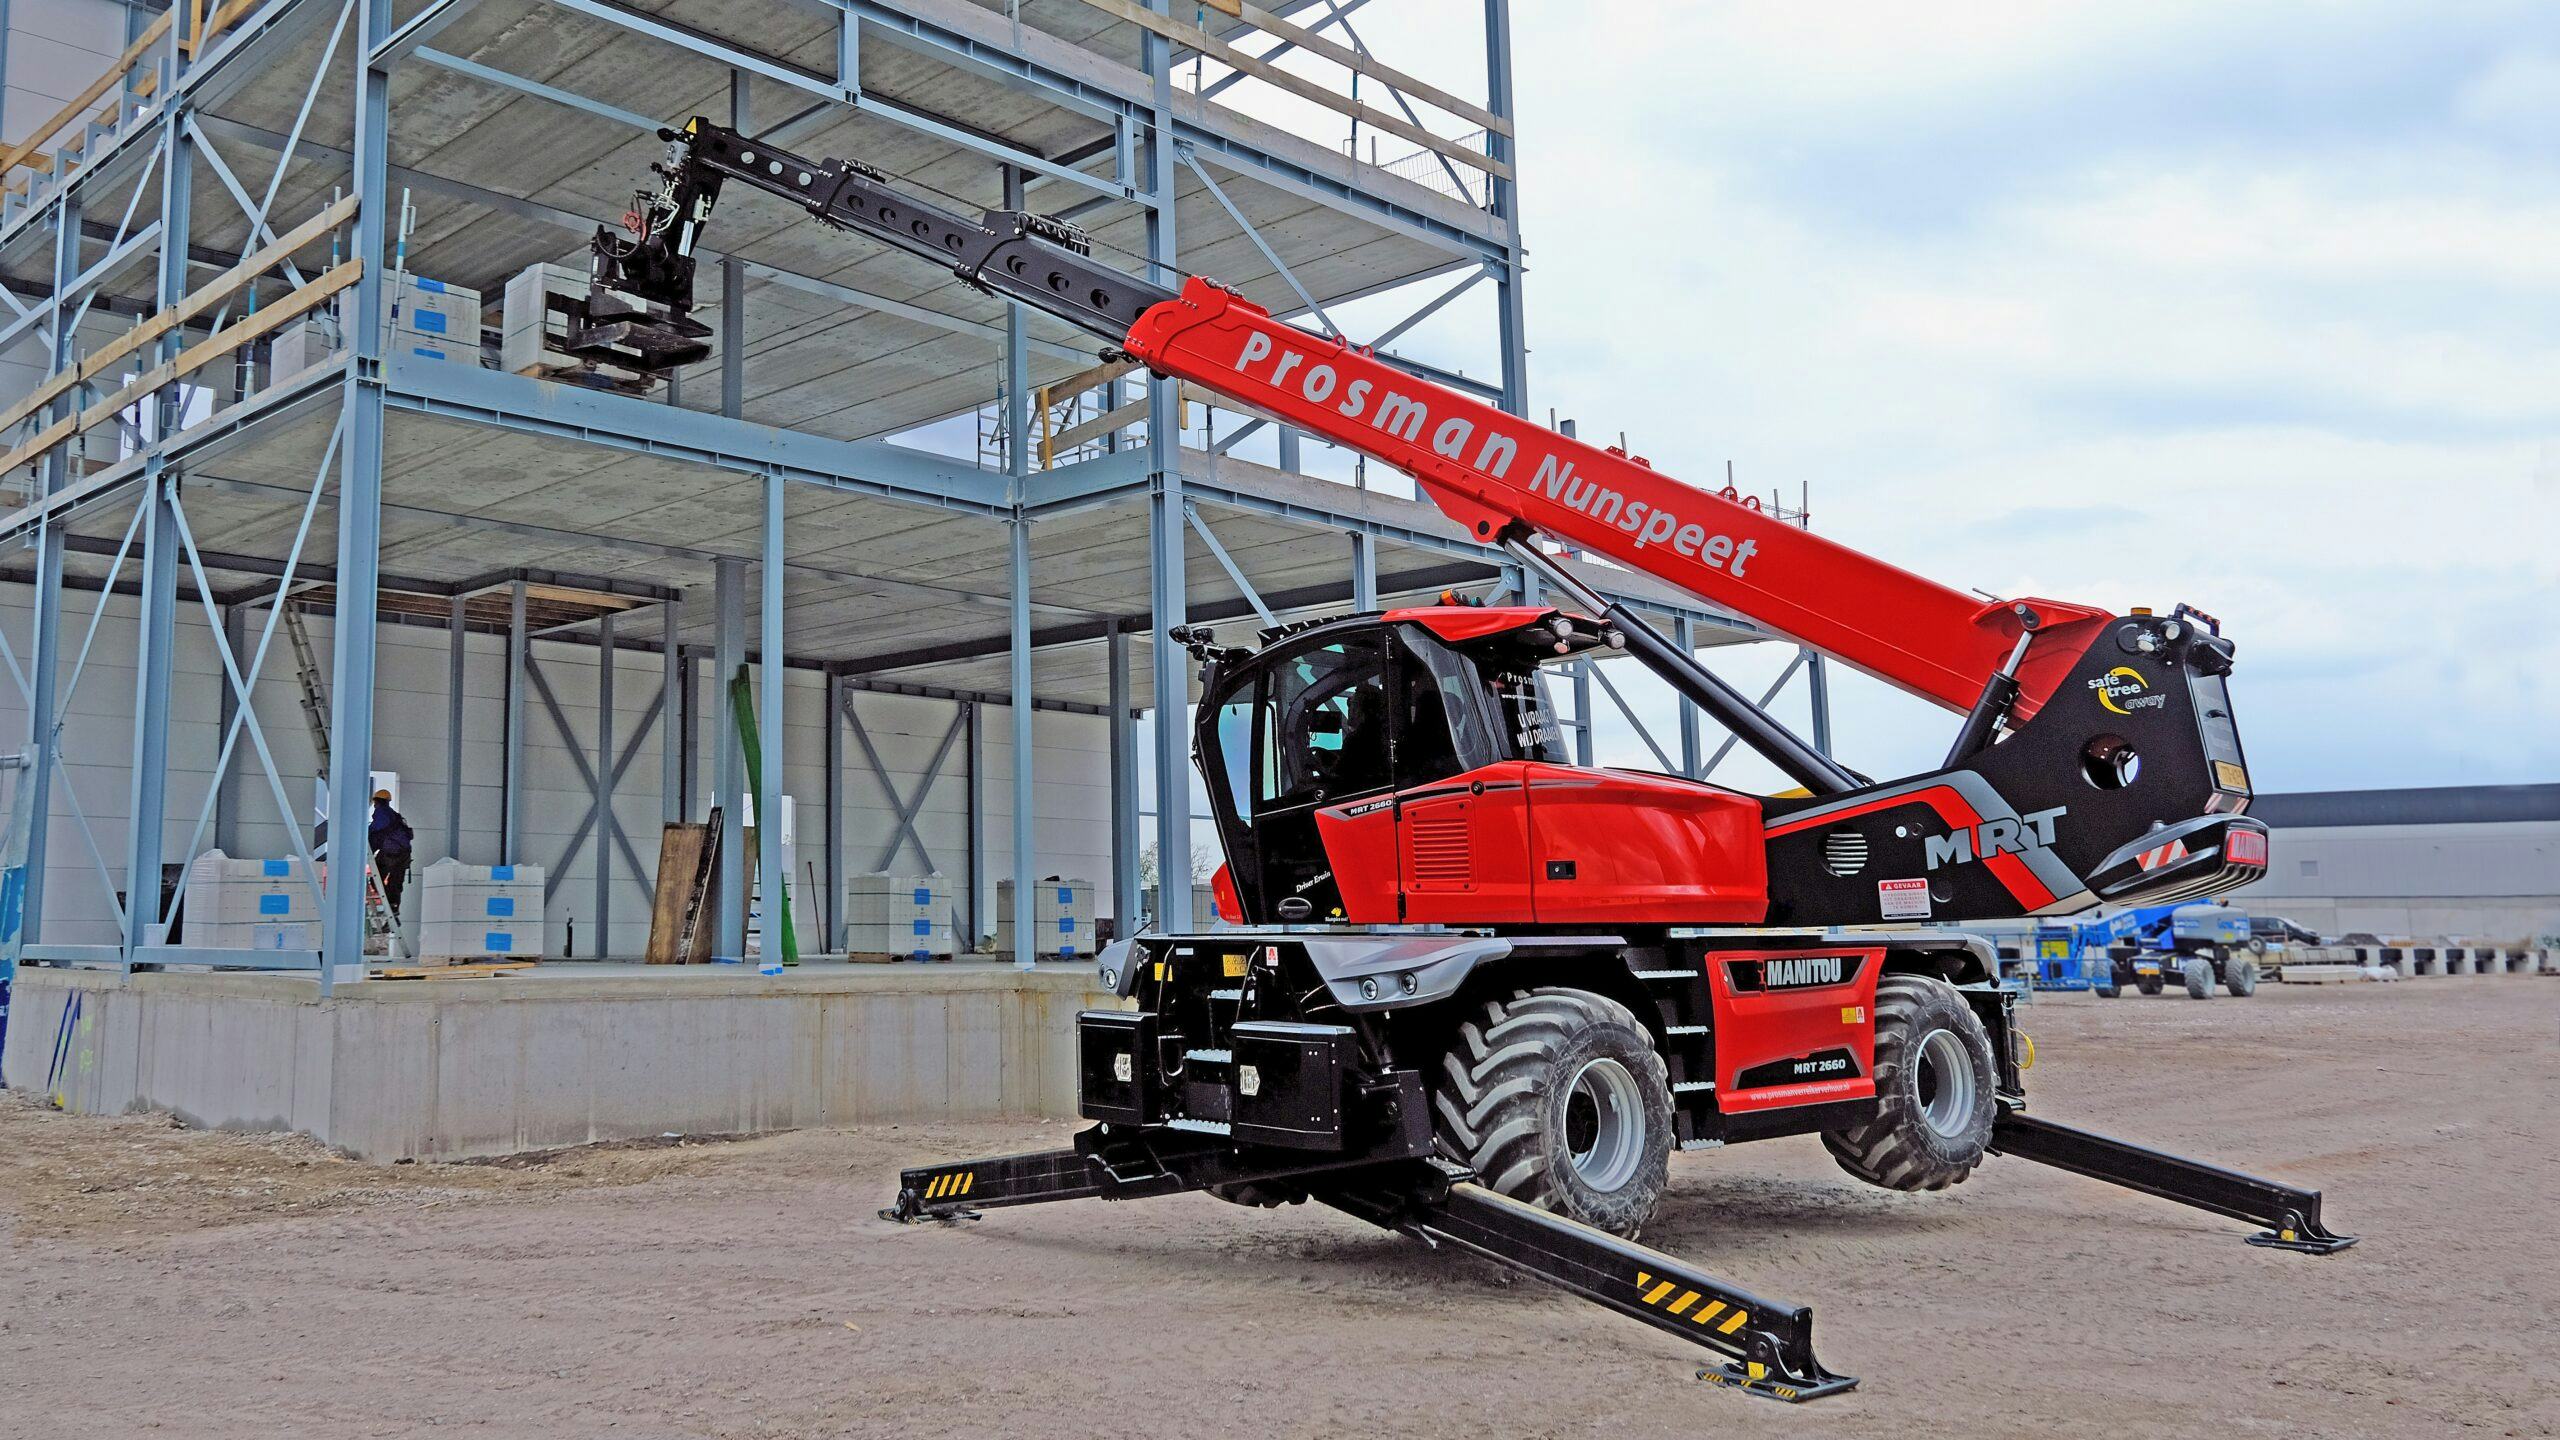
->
996;879;1095;960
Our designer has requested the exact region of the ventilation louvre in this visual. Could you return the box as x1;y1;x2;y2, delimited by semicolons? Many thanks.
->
1822;830;1869;878
1407;808;1473;889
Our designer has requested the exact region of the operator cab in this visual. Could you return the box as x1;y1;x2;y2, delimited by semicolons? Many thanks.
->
1191;605;1769;930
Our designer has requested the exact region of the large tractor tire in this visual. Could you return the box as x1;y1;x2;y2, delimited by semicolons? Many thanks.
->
2182;956;2216;999
2223;954;2259;997
1433;987;1673;1237
1822;975;1998;1193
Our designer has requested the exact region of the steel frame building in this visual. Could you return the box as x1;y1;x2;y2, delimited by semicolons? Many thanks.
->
0;0;1803;990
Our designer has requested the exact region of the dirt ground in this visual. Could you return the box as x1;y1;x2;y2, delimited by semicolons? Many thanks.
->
1;978;2553;1440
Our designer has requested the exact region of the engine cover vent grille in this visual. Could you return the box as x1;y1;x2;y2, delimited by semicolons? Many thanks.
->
1408;807;1473;889
1822;830;1869;878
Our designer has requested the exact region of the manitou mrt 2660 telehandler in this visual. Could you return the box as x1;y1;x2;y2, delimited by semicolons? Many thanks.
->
577;119;2355;1402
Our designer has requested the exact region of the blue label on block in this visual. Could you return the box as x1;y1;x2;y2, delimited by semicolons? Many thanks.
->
413;277;448;293
913;887;932;905
1056;886;1073;904
1059;944;1078;958
491;866;514;880
412;310;449;334
263;860;291;876
258;893;290;915
1057;916;1075;933
411;346;447;361
486;896;515;917
913;918;932;935
485;932;513;951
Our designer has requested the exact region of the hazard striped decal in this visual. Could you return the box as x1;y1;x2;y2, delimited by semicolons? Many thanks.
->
2135;838;2189;871
1636;1270;1748;1333
922;1170;976;1201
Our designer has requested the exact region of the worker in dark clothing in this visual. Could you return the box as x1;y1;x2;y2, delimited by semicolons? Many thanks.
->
369;789;415;920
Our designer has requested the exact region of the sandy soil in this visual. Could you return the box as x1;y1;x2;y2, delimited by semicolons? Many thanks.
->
1;978;2553;1439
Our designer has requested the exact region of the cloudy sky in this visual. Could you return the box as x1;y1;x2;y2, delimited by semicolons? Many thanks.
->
1236;0;2560;796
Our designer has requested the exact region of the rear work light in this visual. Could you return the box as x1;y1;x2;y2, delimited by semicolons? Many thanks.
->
2224;827;2268;868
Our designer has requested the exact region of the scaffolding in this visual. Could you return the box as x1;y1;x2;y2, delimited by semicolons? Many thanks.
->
0;0;1811;995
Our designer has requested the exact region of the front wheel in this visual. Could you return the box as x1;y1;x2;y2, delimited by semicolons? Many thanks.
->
2223;955;2259;996
2182;956;2216;999
1433;987;1673;1237
1822;975;1998;1192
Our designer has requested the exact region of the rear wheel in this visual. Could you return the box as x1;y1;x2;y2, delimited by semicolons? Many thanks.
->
1433;987;1673;1237
1822;975;1997;1192
2223;954;2259;997
2136;968;2164;996
2182;956;2215;999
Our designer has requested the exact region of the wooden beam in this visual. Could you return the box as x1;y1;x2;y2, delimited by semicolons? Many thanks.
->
0;11;175;180
1073;0;1508;181
0;195;357;441
187;0;266;56
1236;4;1509;137
0;260;363;478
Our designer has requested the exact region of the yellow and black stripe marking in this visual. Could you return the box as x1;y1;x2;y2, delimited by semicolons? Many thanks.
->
920;1170;977;1202
1635;1271;1748;1334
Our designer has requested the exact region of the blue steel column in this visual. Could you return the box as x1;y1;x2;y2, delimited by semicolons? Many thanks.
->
593;610;614;952
1350;532;1378;611
120;82;195;956
215;604;248;854
1106;625;1138;933
721;73;749;421
502;579;526;862
964;699;984;947
712;556;746;959
120;462;176;956
1483;0;1529;417
757;474;786;964
822;669;842;949
1008;516;1035;969
324;0;397;987
1806;652;1835;757
446;596;466;860
1674;616;1703;778
1004;156;1040;968
1143;0;1191;930
661;600;682;824
19;179;83;946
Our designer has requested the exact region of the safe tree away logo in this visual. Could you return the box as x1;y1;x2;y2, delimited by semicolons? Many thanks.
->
2089;666;2166;715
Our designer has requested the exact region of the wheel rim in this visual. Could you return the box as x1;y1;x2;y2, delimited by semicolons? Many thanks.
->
1562;1057;1646;1193
1913;1028;1978;1139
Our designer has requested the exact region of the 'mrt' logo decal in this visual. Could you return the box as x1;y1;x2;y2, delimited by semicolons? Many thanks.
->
1925;806;2066;871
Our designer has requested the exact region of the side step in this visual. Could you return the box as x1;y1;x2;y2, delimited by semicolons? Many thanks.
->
1987;1108;2357;1254
1323;1165;1855;1403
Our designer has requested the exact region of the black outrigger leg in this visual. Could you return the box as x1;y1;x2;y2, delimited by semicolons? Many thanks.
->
1323;1161;1856;1403
1988;1108;2357;1254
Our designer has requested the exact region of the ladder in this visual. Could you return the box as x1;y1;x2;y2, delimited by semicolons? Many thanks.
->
280;601;404;961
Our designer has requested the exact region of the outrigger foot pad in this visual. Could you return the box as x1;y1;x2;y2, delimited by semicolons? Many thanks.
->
1988;1108;2358;1254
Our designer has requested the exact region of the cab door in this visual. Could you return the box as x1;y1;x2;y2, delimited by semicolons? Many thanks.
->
1392;630;1536;925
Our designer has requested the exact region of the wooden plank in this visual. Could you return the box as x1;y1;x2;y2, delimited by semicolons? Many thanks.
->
1073;0;1507;181
644;822;712;964
1235;3;1509;136
0;259;361;477
187;0;265;56
0;195;358;441
0;11;174;180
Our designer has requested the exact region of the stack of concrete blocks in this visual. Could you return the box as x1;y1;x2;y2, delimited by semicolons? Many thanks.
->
1140;883;1223;930
996;879;1096;961
844;875;957;962
419;859;545;962
185;852;318;952
503;262;657;389
384;274;482;365
270;274;482;376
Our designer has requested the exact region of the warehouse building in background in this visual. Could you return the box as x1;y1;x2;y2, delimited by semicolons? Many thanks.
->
2229;784;2560;944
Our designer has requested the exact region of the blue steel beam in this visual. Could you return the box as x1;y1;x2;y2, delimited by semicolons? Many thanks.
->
758;470;787;966
1143;0;1191;931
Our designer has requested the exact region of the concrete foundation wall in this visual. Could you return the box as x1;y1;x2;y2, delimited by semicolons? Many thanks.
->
3;964;1115;1159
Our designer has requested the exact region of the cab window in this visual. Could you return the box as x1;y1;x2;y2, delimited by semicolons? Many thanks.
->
1260;637;1391;809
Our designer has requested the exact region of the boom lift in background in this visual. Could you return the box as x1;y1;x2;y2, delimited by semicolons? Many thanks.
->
574;120;2355;1402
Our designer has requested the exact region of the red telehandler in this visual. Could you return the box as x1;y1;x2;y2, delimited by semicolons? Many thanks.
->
576;120;2353;1402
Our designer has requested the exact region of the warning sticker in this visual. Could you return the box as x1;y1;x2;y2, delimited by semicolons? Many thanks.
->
1877;878;1931;920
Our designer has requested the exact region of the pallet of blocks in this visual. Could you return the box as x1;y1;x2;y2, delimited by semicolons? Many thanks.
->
417;859;545;963
844;875;957;962
996;878;1095;961
184;851;320;952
